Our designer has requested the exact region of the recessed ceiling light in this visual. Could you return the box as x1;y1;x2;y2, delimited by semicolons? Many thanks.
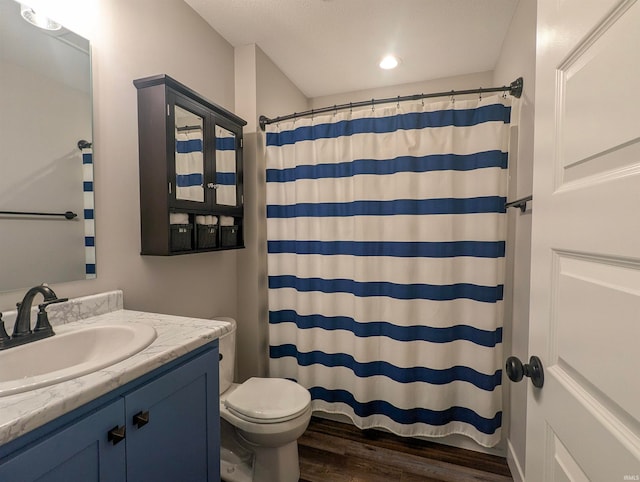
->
20;4;61;30
379;55;400;70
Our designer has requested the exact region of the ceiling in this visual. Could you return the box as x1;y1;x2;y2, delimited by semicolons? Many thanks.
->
185;0;519;99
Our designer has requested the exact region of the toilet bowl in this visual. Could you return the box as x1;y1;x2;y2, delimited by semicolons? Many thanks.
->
215;318;311;482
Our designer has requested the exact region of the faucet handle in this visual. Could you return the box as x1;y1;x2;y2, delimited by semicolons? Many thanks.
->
34;298;67;335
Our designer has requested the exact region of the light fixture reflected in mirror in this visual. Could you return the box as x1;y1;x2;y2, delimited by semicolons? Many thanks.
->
20;3;61;30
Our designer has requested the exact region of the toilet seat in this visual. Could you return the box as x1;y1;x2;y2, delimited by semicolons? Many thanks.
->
224;377;311;424
225;403;310;424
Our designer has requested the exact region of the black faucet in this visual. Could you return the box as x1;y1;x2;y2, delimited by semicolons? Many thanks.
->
0;284;68;350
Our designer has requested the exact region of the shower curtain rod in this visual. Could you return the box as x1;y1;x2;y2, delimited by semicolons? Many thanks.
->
505;194;533;213
259;77;522;131
177;124;202;132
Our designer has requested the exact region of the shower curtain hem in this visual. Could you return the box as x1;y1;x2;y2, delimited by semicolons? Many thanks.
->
310;406;502;449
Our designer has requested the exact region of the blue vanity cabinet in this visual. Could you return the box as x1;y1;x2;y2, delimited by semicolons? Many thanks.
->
0;399;126;481
125;344;220;481
0;342;220;482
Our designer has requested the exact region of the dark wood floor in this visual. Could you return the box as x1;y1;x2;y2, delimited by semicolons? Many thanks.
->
298;417;513;482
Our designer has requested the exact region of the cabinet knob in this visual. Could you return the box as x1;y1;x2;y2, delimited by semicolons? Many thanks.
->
107;425;126;445
133;410;150;429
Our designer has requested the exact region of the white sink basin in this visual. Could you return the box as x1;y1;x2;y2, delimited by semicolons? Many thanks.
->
0;323;157;397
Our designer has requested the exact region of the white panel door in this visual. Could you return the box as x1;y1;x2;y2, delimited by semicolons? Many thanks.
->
527;0;640;480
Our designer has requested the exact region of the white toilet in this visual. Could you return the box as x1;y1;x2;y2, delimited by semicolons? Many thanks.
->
216;318;311;482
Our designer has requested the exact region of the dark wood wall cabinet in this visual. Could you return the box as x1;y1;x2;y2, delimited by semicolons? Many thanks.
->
134;74;247;255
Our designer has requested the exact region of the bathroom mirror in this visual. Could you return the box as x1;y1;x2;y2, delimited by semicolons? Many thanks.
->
0;0;95;292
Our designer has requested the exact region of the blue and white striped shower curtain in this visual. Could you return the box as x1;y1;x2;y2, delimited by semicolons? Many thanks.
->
265;96;510;447
175;129;204;202
81;145;96;279
215;126;237;206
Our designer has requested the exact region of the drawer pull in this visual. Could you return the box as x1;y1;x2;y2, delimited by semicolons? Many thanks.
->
133;410;150;429
107;425;126;445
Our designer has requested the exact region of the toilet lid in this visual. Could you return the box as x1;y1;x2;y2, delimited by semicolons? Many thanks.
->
224;377;311;421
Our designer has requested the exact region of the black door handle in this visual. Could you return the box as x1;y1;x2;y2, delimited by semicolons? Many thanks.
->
133;410;150;429
107;425;126;445
506;355;544;388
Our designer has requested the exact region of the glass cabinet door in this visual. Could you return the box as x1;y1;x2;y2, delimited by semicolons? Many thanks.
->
214;124;237;206
174;104;205;204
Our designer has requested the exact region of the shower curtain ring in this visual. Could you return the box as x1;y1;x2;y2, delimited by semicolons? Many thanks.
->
397;96;400;109
421;95;424;107
333;105;337;116
478;88;483;101
371;99;375;112
349;102;353;114
450;90;455;104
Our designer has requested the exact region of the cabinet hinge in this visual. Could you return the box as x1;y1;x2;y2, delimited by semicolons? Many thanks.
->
239;138;243;148
167;104;170;116
168;182;172;194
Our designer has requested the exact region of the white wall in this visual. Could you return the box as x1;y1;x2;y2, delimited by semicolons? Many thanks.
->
492;0;538;480
234;44;309;381
0;0;239;320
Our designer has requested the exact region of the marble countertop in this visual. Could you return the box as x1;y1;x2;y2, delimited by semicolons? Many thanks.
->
0;305;232;447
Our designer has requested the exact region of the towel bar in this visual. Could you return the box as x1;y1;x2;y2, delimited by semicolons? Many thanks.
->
0;210;78;219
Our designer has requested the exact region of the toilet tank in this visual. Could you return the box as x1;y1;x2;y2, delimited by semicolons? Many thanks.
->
214;317;236;394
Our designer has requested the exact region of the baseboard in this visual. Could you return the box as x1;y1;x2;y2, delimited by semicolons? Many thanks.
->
312;411;505;457
506;438;525;482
